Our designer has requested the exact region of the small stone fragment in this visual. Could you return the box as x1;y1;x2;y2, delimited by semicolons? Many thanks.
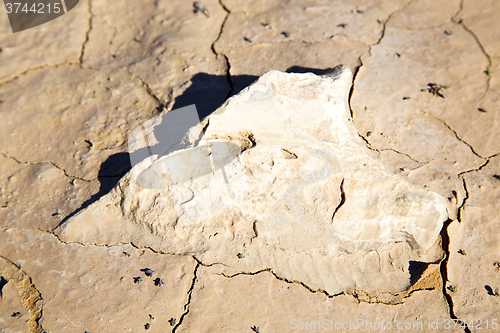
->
281;31;291;37
426;83;448;98
251;326;260;333
133;276;143;284
149;314;154;320
478;108;487;112
236;253;244;259
154;278;165;286
11;312;22;318
145;323;150;330
140;268;154;277
444;30;453;35
169;318;177;326
193;2;209;17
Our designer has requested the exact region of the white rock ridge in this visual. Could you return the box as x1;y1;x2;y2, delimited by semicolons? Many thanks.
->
55;65;449;295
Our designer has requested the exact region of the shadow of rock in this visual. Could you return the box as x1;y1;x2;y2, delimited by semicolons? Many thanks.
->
408;260;429;285
0;276;8;298
286;66;338;75
56;152;131;229
172;72;258;120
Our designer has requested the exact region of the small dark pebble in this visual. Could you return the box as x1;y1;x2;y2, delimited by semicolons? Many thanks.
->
169;318;177;326
149;314;154;320
154;278;165;286
251;326;260;333
123;251;130;257
133;276;143;284
145;323;150;330
493;175;500;181
337;23;346;28
237;253;244;259
366;131;371;137
396;53;401;57
140;268;154;277
281;31;291;37
478;108;487;113
244;37;252;43
356;9;364;13
11;312;22;318
402;96;411;100
444;30;453;35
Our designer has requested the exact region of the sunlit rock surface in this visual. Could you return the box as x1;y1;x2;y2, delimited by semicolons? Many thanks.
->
56;66;448;295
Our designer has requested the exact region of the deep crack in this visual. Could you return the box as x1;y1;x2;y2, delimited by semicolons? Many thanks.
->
439;218;471;333
172;262;200;333
79;0;94;66
210;0;234;100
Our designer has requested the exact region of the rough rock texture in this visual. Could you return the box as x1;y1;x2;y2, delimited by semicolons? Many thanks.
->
1;0;499;331
178;266;462;333
0;1;88;82
1;228;195;332
447;155;500;326
0;66;161;181
56;67;449;296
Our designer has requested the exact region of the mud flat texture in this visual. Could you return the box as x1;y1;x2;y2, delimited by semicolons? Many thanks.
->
0;0;499;332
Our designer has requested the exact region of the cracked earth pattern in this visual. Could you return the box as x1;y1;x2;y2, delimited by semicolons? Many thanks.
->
0;0;499;332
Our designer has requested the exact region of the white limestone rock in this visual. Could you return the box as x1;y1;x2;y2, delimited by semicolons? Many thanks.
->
55;65;449;295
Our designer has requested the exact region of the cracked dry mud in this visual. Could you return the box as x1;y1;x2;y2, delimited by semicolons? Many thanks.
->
0;0;498;332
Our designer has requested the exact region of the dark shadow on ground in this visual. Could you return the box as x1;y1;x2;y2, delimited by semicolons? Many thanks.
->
0;276;8;298
409;260;429;285
55;152;131;229
286;66;337;75
172;72;258;120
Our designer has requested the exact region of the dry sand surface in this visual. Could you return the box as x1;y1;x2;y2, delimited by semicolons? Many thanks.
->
0;0;499;332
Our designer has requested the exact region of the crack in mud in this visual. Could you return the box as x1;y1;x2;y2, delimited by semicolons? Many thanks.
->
211;0;234;100
439;176;471;333
0;152;96;182
0;256;46;333
440;221;471;333
217;264;441;306
431;115;486;160
171;262;200;333
452;1;492;97
79;0;93;66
